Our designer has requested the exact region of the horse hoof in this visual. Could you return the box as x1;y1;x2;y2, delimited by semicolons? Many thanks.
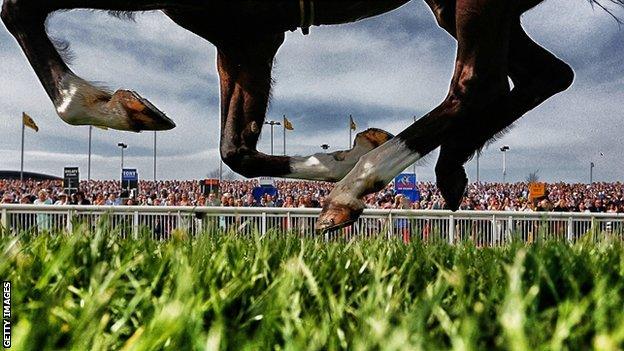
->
436;164;468;211
316;199;365;232
354;128;394;149
107;90;176;131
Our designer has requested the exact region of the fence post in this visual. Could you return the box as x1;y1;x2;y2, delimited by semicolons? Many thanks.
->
491;215;497;246
0;208;7;234
567;216;574;243
388;212;393;239
448;215;455;245
261;211;267;236
507;216;513;243
286;211;291;232
66;209;73;233
133;211;139;239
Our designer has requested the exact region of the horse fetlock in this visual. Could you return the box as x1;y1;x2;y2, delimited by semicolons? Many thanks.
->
220;149;259;178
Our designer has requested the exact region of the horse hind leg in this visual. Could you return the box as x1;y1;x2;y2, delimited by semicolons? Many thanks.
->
316;0;515;231
435;21;574;210
1;0;177;131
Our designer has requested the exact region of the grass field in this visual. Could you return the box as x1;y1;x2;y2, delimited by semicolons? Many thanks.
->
2;222;624;351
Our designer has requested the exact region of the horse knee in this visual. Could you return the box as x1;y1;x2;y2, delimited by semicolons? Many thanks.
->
450;68;509;112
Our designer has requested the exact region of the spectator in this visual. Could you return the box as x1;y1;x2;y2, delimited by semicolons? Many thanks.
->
34;190;52;205
1;178;622;213
105;193;119;206
54;192;70;205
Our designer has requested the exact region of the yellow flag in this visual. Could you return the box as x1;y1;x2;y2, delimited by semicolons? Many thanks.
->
283;116;294;131
349;115;356;131
22;112;39;132
94;125;109;130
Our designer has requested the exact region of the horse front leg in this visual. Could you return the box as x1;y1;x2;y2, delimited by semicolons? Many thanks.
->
317;0;515;231
215;34;393;182
1;0;181;131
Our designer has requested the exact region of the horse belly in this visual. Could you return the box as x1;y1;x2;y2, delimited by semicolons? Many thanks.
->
313;0;410;25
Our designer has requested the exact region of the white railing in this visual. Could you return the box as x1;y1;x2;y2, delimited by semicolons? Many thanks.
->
1;204;623;245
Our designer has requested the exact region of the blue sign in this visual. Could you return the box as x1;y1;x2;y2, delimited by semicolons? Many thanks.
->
394;173;420;202
252;186;278;202
121;168;139;192
121;169;138;181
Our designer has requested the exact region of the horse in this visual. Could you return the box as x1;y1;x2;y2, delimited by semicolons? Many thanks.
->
2;0;622;232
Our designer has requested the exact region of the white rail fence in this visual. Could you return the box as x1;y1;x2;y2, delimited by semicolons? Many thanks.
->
1;205;623;245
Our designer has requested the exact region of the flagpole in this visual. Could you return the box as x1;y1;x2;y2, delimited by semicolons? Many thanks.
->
412;116;417;177
88;126;92;182
20;117;25;182
283;115;287;156
349;114;352;148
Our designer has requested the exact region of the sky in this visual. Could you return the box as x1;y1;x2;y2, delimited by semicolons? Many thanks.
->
0;0;622;183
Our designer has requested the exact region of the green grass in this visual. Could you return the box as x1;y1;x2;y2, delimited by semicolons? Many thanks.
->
2;222;624;351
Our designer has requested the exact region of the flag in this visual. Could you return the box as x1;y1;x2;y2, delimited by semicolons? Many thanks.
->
283;116;294;131
349;115;356;131
22;112;39;132
94;125;109;130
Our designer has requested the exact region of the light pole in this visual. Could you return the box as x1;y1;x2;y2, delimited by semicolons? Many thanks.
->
153;131;157;181
500;145;509;183
476;150;480;183
264;120;281;155
88;126;92;181
590;162;595;184
117;142;128;171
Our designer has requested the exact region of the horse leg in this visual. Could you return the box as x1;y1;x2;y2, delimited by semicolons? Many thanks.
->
430;18;574;209
217;35;394;181
317;0;514;231
162;12;395;183
1;0;184;131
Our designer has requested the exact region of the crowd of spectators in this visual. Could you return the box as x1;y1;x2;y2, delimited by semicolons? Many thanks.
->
1;178;623;213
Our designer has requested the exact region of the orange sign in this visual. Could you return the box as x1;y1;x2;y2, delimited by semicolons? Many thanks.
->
529;183;546;200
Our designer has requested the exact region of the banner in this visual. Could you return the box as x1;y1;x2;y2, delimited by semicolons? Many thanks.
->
394;173;420;202
22;112;39;132
201;178;220;196
283;117;294;130
258;177;275;187
121;168;139;193
63;167;79;194
252;186;278;202
529;182;546;200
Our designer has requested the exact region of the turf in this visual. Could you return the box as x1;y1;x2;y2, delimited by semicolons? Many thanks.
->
2;222;624;350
